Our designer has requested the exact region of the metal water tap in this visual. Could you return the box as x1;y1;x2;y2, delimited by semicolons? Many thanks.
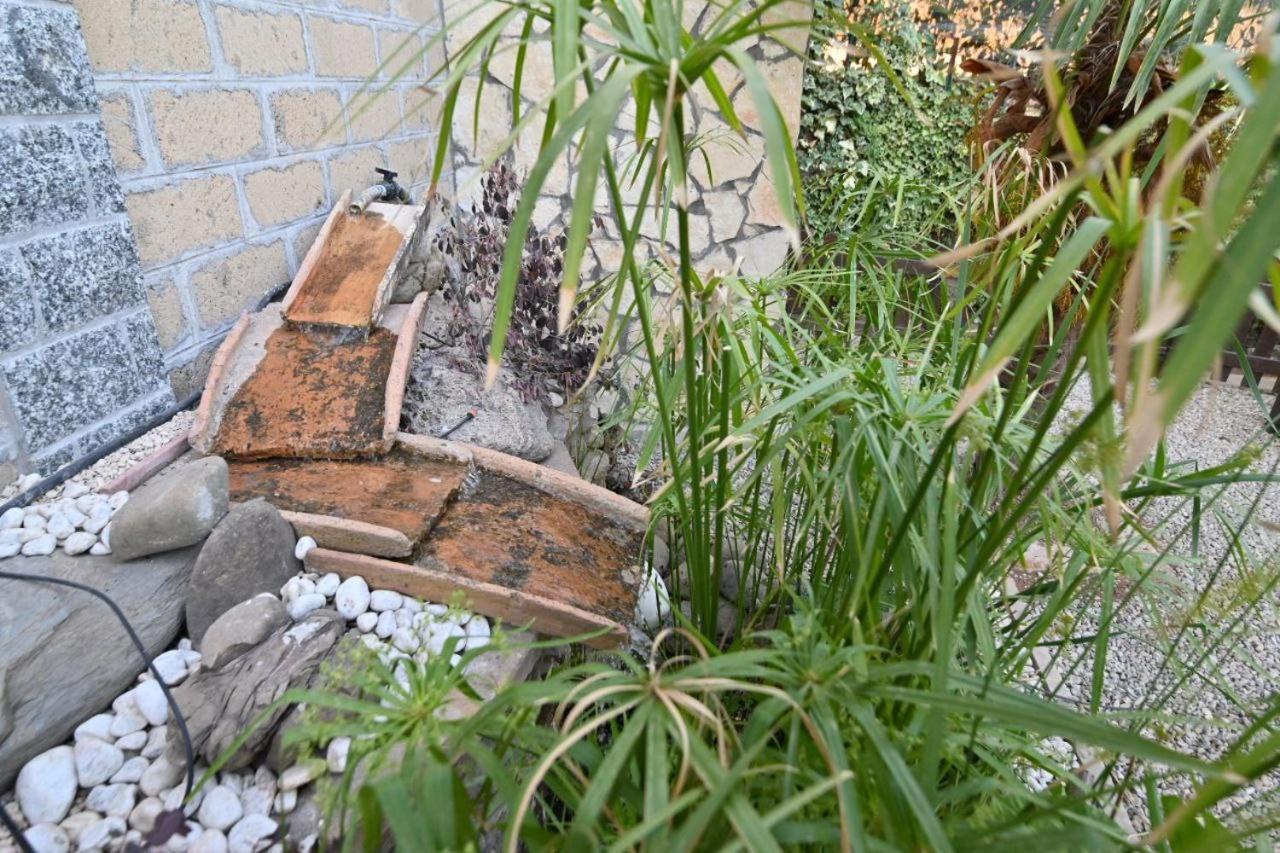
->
348;167;411;215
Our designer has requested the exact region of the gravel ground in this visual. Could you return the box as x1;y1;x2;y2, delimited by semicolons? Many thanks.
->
0;413;194;507
1045;379;1280;833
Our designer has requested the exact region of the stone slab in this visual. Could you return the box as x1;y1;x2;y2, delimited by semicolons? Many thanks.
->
0;547;199;788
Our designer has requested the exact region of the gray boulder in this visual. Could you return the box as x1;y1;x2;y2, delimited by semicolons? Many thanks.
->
0;547;198;788
401;358;554;461
165;610;345;770
198;593;290;670
185;498;300;645
110;456;229;562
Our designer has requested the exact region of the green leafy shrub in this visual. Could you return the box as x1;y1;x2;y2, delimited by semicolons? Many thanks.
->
799;0;977;240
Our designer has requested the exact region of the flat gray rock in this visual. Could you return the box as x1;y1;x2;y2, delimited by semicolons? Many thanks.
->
199;593;290;671
185;498;300;645
165;610;345;770
0;547;198;788
110;456;229;562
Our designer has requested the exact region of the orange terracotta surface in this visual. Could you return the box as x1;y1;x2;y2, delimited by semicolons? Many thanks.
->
228;449;469;541
417;470;644;624
284;210;405;329
211;325;396;459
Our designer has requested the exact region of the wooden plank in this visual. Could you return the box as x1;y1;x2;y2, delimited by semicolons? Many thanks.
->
97;434;190;494
282;190;350;315
306;549;628;649
382;290;429;447
281;510;413;558
189;312;252;453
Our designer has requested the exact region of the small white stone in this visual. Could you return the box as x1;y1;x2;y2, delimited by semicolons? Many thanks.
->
294;537;319;562
0;540;20;558
0;506;24;528
391;627;419;653
23;823;70;853
58;811;100;844
219;772;245;795
21;533;56;556
100;522;111;549
140;727;167;759
163;784;202;817
197;786;244;832
374;610;396;638
111;756;149;784
62;531;97;555
355;611;378;632
369;589;402;612
133;679;169;726
64;507;87;528
128;796;164;833
140;757;183;797
115;730;148;752
636;569;670;632
191;829;228;853
424;602;448;617
449;652;462;667
46;512;75;540
239;786;272;818
325;737;351;774
89;540;111;556
108;490;129;510
74;736;125;787
227;814;277;852
85;782;136;817
22;512;46;530
75;494;104;514
395;608;412;628
0;526;22;545
400;597;421;614
74;713;114;743
152;650;191;685
76;816;127;852
109;711;147;738
314;571;339;597
279;760;322;792
63;482;90;499
272;790;296;815
287;592;326;620
333;576;370;619
465;616;491;644
112;690;140;716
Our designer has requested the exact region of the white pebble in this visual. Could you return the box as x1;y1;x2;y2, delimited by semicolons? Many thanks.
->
0;506;24;528
89;540;111;556
400;597;421;614
152;650;191;685
100;522;111;549
64;507;87;528
85;782;136;817
287;592;326;620
75;494;103;514
326;737;350;774
21;533;57;556
108;490;129;510
425;602;448;617
140;727;167;759
62;531;97;555
133;679;169;726
395;609;412;628
239;787;272;818
279;760;322;792
109;712;147;738
46;513;74;540
16;746;77;824
227;814;277;852
63;482;89;499
74;736;124;787
374;610;396;638
111;756;149;784
115;730;148;752
191;830;228;853
22;512;46;530
333;576;370;619
197;786;244;832
58;812;99;845
355;612;378;633
272;789;296;815
369;590;402;612
74;714;115;743
314;571;339;597
139;757;183;797
0;540;19;558
23;823;70;853
391;627;419;653
294;537;318;562
77;816;127;852
128;797;164;833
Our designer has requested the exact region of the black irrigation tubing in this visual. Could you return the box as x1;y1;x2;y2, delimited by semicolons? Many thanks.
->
439;407;479;439
0;280;293;850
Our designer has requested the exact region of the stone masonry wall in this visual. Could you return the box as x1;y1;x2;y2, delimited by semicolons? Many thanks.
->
0;0;175;476
441;0;810;282
72;0;448;398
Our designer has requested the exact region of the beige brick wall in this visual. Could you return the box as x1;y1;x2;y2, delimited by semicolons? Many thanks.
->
74;0;447;392
442;0;810;282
